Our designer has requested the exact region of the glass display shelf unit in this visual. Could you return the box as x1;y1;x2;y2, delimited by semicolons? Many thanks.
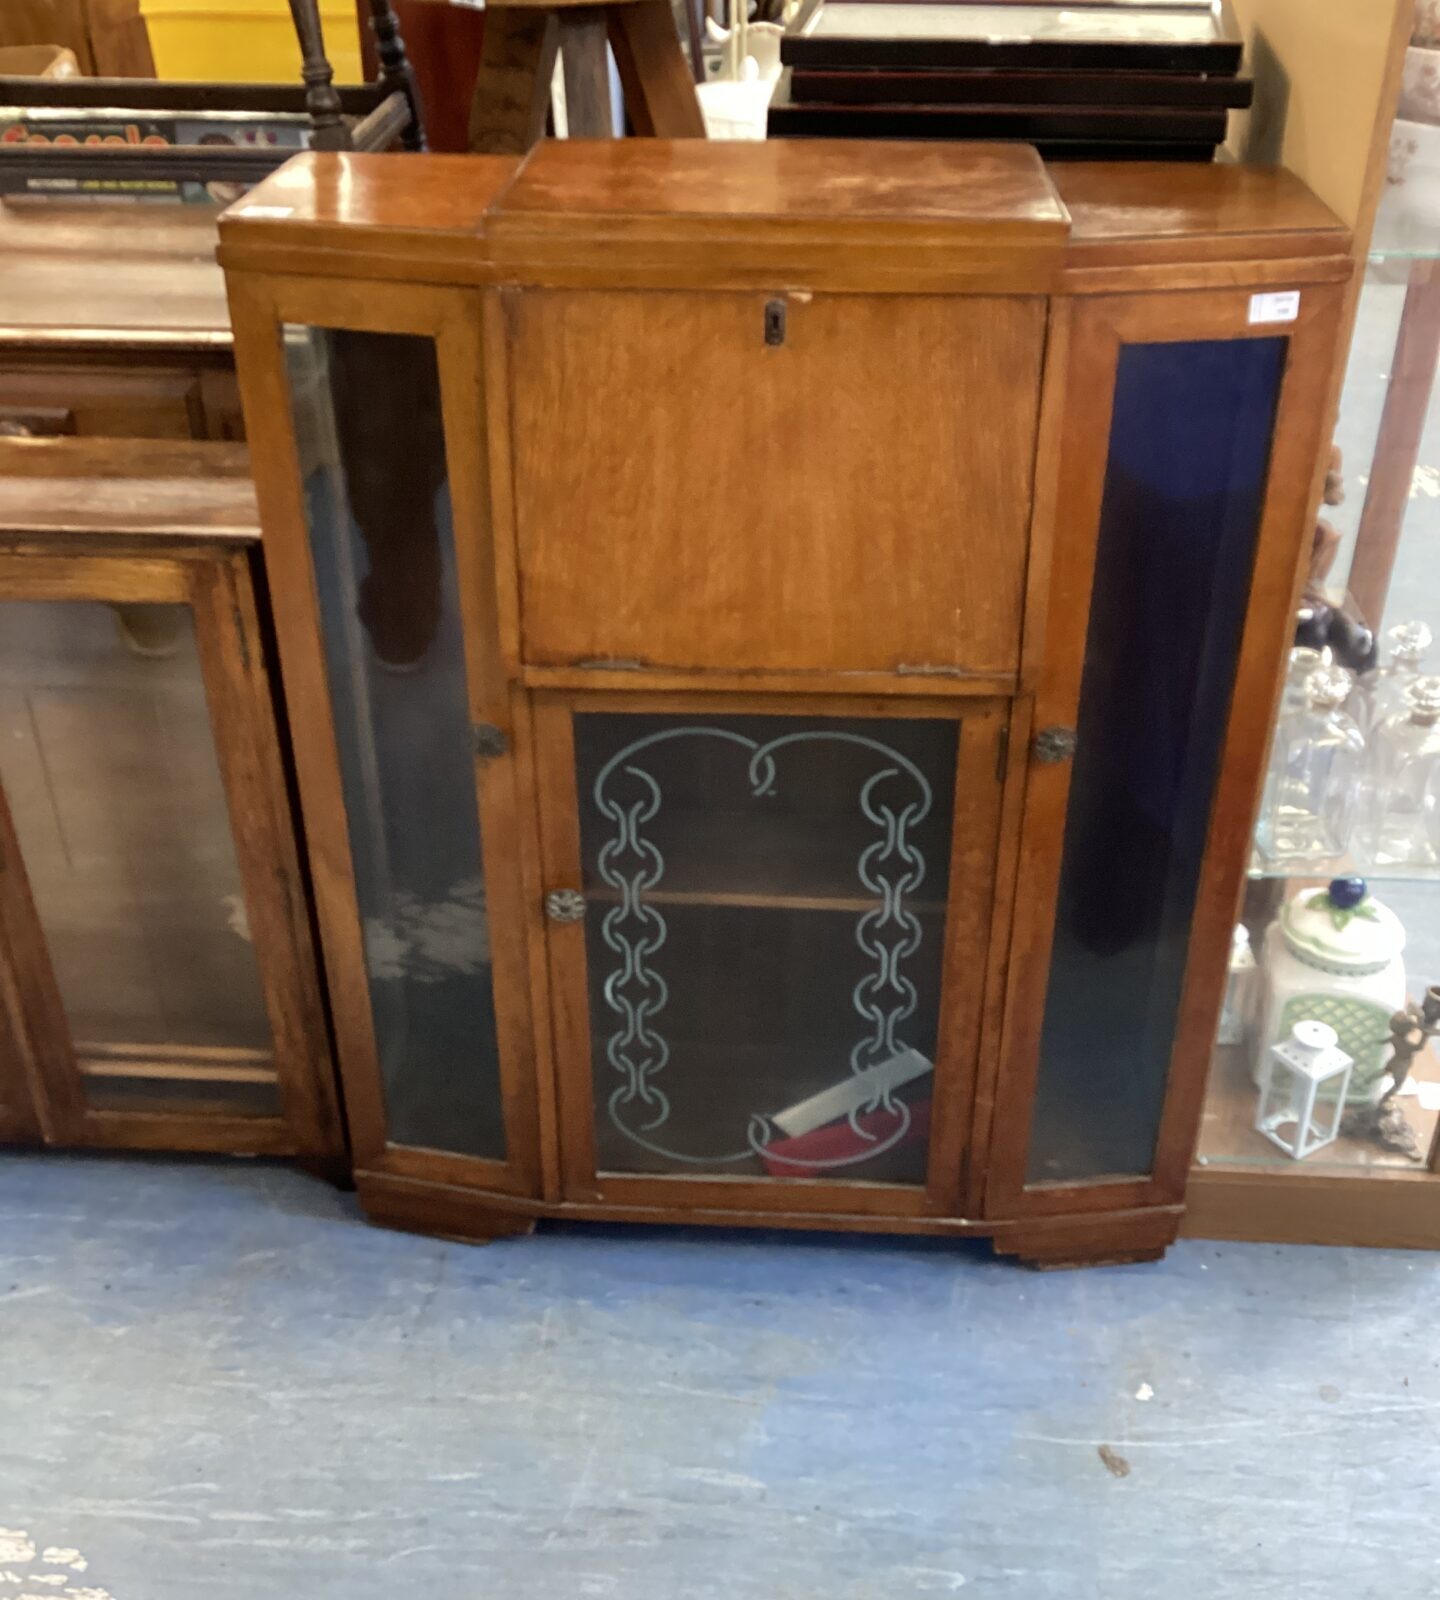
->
1197;225;1440;1205
1249;857;1440;884
1197;1042;1439;1174
1367;238;1440;265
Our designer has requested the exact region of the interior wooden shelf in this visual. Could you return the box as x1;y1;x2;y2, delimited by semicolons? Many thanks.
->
1197;1042;1440;1175
76;1042;278;1087
582;810;951;915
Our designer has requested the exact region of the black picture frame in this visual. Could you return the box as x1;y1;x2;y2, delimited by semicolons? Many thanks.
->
785;67;1252;108
781;0;1244;75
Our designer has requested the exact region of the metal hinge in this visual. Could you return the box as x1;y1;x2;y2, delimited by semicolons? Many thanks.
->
473;723;508;758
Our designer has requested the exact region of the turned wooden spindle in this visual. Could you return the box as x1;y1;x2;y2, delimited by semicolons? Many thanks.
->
364;0;427;151
288;0;354;150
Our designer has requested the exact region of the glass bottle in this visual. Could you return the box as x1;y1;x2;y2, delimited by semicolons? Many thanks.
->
1256;665;1365;867
1282;645;1327;712
1356;620;1432;733
1357;675;1440;868
1216;923;1256;1046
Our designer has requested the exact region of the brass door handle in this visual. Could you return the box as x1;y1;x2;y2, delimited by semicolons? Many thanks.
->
544;889;586;923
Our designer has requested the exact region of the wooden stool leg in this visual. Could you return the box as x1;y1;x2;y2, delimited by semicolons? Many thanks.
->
468;7;559;154
558;10;614;137
607;0;705;137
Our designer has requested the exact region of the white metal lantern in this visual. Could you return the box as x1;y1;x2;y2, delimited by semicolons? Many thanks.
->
1255;1020;1355;1160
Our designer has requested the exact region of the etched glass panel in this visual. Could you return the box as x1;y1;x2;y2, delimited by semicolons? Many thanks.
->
284;326;504;1159
0;598;279;1118
1025;336;1286;1184
574;713;957;1182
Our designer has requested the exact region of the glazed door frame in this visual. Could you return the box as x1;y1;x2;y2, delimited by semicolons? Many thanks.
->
533;687;1010;1219
0;778;48;1143
985;281;1356;1216
225;270;543;1196
985;281;1348;1220
0;538;339;1155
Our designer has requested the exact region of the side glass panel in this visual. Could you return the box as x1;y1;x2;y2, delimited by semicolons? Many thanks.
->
284;327;505;1159
1025;337;1287;1184
573;712;958;1183
0;598;279;1118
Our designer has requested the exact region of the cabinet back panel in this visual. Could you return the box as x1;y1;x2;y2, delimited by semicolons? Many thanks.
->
508;290;1043;679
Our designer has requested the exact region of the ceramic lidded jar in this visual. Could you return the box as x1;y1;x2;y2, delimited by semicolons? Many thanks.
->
1255;876;1407;1102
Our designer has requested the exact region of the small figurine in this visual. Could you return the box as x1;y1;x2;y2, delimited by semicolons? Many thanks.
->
1295;446;1379;673
1341;983;1440;1161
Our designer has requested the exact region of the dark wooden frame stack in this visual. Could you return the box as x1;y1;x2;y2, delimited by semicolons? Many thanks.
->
769;0;1252;160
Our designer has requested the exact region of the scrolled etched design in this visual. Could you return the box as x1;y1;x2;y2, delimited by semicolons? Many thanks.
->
591;727;936;1171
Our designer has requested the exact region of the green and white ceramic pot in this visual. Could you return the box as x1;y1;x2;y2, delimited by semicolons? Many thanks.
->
1256;877;1408;1103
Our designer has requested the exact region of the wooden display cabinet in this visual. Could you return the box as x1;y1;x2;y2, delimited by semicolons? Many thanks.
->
0;438;343;1161
220;142;1350;1264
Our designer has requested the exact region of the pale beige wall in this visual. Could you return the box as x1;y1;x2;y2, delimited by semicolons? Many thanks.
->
1228;0;1410;235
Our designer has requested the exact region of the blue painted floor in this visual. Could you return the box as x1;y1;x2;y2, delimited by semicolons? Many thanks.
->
3;1153;1440;1599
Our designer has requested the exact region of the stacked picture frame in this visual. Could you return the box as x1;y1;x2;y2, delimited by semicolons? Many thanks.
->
769;0;1251;160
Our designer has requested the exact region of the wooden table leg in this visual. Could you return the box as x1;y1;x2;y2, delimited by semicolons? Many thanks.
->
1349;258;1440;630
468;6;559;154
558;10;614;137
608;0;705;136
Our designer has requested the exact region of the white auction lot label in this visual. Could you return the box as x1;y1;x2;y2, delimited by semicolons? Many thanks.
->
1248;290;1301;324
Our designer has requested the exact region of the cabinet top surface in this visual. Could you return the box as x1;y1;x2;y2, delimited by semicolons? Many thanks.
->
1052;161;1349;260
221;141;1071;293
218;143;1349;293
224;152;520;244
496;139;1068;234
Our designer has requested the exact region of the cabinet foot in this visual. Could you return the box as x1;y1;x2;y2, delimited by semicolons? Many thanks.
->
356;1170;538;1245
994;1206;1182;1270
296;1155;355;1191
1018;1244;1169;1271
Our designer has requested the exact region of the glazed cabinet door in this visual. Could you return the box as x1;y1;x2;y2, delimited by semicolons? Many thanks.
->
986;284;1347;1223
536;693;1008;1218
0;783;45;1144
0;545;336;1155
227;277;542;1196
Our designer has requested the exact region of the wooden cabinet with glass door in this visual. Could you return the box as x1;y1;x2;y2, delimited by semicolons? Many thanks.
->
220;142;1351;1264
0;437;342;1162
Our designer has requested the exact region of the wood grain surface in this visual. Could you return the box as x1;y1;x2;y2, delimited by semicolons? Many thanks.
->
508;287;1043;681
